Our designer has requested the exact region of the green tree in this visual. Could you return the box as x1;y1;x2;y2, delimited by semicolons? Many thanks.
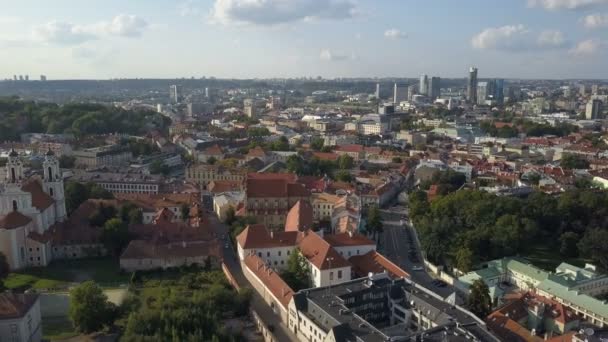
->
561;154;590;169
281;248;310;291
59;155;76;168
337;154;354;170
65;182;89;213
100;218;131;256
310;137;324;151
88;183;114;199
559;232;579;257
286;154;304;174
467;279;492;319
88;203;117;227
367;205;383;240
455;247;474;273
335;170;352;182
577;228;608;269
0;252;9;290
224;206;236;225
207;156;217;165
392;157;403;163
149;160;170;175
180;203;190;221
69;281;114;333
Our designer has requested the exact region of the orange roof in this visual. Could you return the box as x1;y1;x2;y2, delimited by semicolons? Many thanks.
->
246;176;310;198
243;254;293;307
154;207;175;223
246;146;268;158
21;179;54;210
0;211;32;229
0;293;39;319
335;144;364;153
204;144;224;155
114;193;199;211
297;231;349;270
284;200;314;232
324;232;375;247
236;224;299;249
208;180;241;193
349;251;408;279
312;152;339;161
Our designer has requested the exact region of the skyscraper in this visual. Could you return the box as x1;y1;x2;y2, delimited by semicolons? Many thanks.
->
467;67;478;104
592;84;599;95
205;87;209;98
419;75;428;96
40;75;47;81
407;85;417;101
579;84;586;96
393;83;407;104
494;79;504;105
375;83;380;99
585;99;602;119
169;85;182;103
244;99;255;118
428;77;441;101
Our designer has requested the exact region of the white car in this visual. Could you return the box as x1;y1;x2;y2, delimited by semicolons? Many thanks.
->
412;266;424;271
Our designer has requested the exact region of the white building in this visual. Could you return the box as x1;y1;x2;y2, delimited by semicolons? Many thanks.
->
0;293;42;342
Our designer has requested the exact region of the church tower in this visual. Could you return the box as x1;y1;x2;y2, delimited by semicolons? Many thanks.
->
42;149;66;221
5;149;24;184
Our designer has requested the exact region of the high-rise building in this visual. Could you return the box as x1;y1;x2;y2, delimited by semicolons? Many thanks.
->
428;77;441;101
375;83;380;99
407;84;416;101
169;85;182;103
205;87;209;98
244;99;255;118
419;75;428;96
467;67;478;104
393;83;407;104
579;84;586;96
18;75;23;81
477;81;496;105
12;75;16;81
585;99;603;119
494;79;504;105
40;75;47;82
24;75;29;81
592;84;599;95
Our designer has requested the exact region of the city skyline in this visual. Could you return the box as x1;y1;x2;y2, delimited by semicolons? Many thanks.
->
1;0;608;79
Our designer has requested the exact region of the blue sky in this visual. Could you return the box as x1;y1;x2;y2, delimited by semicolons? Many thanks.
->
1;0;608;79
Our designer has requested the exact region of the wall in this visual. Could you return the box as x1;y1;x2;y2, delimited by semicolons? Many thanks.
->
0;299;42;342
241;261;289;324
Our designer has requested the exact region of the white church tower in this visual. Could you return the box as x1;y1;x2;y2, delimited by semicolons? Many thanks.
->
5;149;24;184
42;149;66;221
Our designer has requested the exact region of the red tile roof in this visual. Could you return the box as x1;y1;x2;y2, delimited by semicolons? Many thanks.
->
203;144;224;155
243;254;294;307
298;231;349;270
335;144;364;153
21;179;54;210
0;293;38;319
284;200;314;232
312;152;339;161
349;251;409;279
237;224;299;249
246;174;310;198
0;211;32;229
324;232;375;247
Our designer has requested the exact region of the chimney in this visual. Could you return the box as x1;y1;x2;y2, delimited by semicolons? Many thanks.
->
270;231;274;239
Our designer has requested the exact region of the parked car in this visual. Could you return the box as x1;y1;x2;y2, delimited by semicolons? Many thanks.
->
412;266;424;271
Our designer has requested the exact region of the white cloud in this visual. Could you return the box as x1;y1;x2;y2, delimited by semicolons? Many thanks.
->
319;48;350;61
527;0;608;10
32;14;148;45
178;0;201;17
33;21;98;45
569;39;602;55
537;30;567;47
384;28;407;40
472;25;567;51
582;13;608;28
0;16;21;25
210;0;357;26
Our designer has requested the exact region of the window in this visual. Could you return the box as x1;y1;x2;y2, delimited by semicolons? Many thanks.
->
330;272;334;281
258;252;262;257
12;200;17;211
338;270;343;279
267;251;270;257
278;251;282;256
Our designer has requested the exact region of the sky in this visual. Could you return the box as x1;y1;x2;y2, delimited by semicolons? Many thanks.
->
1;0;608;80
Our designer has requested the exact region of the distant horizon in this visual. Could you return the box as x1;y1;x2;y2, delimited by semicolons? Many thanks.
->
2;0;608;79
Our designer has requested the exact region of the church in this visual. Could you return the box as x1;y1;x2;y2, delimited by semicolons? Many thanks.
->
0;149;67;270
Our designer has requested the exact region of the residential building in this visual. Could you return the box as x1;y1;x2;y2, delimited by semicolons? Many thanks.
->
586;99;603;119
407;84;416;101
428;76;440;101
244;98;255;118
311;192;341;221
169;84;182;103
70;171;162;194
213;191;244;221
73;145;132;169
185;164;246;189
0;293;42;342
393;83;407;104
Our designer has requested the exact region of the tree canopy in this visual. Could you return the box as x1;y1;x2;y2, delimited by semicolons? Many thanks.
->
69;281;115;333
467;279;492;318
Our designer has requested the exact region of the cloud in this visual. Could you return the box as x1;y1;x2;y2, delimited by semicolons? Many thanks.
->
0;16;21;25
33;21;98;45
537;30;567;47
210;0;357;26
569;39;602;55
32;14;148;45
527;0;608;10
319;48;351;61
471;25;567;51
384;28;407;40
582;13;608;28
178;0;201;17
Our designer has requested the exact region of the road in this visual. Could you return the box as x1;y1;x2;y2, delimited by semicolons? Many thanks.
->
379;206;458;299
207;212;297;342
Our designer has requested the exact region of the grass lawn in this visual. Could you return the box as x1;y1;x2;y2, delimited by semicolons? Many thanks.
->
42;317;79;341
524;244;590;271
4;257;130;290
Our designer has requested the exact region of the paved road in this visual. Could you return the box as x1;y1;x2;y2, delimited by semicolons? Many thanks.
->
207;213;297;342
379;207;458;299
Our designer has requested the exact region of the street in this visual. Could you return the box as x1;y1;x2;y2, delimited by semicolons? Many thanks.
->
207;213;298;342
379;206;457;299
